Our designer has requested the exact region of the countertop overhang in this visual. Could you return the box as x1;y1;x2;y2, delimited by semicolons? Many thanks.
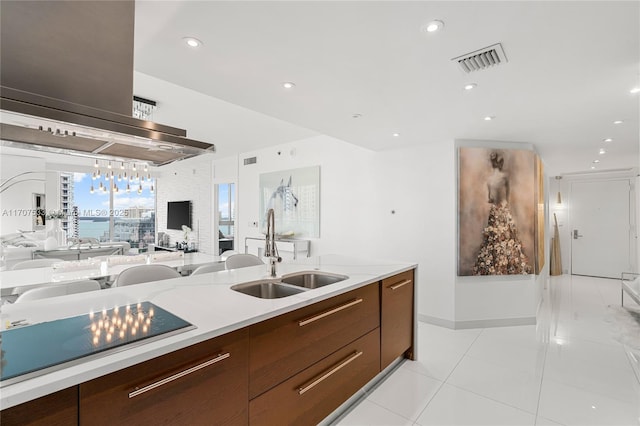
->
0;254;416;410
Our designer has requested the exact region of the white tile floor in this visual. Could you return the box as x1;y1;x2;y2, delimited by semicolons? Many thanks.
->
337;275;640;426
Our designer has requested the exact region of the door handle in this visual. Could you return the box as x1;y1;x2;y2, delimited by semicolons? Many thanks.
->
573;229;583;239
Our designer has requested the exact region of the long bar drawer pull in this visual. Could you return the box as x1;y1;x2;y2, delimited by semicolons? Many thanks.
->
128;352;230;399
298;351;363;395
389;279;411;291
298;298;363;327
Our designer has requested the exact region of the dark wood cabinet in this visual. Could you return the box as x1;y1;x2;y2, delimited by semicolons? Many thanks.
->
249;328;380;426
0;387;78;426
79;328;249;426
249;283;379;399
381;269;415;369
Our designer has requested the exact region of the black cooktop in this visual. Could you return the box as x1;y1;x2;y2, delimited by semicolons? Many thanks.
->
1;302;194;385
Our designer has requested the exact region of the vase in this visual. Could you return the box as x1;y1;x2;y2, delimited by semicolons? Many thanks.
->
47;219;67;248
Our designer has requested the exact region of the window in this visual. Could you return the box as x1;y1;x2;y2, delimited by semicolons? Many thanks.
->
218;183;235;253
72;172;155;248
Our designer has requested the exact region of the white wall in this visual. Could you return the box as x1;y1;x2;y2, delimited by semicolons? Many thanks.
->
0;154;47;234
155;155;214;254
218;135;545;327
371;142;456;325
234;135;379;258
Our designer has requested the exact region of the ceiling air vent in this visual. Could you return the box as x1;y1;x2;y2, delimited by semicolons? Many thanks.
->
452;43;507;73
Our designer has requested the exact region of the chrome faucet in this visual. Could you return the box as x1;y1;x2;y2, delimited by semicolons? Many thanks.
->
265;208;281;277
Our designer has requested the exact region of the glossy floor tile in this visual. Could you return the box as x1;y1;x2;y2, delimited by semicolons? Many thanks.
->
336;275;640;426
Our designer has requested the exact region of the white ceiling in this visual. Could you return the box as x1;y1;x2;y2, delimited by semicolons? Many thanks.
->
133;1;639;175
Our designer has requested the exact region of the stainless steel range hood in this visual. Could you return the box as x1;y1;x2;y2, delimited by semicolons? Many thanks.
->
0;1;215;166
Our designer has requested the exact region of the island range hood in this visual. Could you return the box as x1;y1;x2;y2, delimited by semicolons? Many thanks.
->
0;1;215;166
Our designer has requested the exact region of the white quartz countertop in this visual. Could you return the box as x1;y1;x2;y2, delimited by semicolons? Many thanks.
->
0;254;415;409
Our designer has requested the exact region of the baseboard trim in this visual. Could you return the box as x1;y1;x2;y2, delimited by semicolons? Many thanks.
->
418;313;536;329
418;314;456;329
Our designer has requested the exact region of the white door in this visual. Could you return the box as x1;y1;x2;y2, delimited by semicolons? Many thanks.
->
571;179;631;278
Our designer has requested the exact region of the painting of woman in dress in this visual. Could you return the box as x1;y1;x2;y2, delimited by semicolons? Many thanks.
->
458;147;535;276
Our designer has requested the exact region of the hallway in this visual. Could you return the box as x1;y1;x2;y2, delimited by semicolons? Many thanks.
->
337;275;640;425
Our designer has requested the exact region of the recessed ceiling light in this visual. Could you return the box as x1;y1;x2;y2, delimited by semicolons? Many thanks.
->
484;116;495;121
593;159;600;163
421;20;444;33
464;83;477;91
591;166;596;170
352;113;363;119
282;82;296;89
603;138;613;142
183;37;202;48
599;148;606;155
630;87;640;94
613;120;623;124
392;133;400;137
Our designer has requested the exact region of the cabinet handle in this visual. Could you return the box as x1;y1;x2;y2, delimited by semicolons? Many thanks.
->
389;279;411;291
298;351;363;395
298;298;363;327
128;352;230;399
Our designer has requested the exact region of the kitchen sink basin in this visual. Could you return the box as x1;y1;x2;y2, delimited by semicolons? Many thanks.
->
280;271;349;289
231;281;305;299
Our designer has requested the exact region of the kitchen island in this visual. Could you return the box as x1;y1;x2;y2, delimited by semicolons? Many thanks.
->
0;254;416;424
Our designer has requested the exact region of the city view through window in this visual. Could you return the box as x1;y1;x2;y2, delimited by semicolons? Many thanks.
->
68;172;155;249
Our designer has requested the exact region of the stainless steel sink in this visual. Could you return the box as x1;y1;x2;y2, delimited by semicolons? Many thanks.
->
280;271;349;289
230;281;305;299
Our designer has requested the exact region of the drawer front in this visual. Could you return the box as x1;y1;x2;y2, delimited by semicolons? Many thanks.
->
80;328;249;426
381;269;415;368
250;328;380;426
249;283;379;399
1;387;78;426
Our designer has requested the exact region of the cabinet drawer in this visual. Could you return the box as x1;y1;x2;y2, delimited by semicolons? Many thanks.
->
381;269;415;368
250;328;380;426
1;387;78;426
249;283;379;399
80;328;249;426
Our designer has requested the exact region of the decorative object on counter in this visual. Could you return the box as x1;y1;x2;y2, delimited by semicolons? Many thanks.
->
106;254;147;266
51;259;101;272
181;225;192;248
550;213;562;276
150;251;184;263
45;211;67;248
534;156;545;274
259;166;320;238
458;146;535;276
44;236;58;251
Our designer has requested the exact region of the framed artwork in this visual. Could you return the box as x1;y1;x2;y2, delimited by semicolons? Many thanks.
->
259;166;320;238
33;193;46;230
458;147;535;276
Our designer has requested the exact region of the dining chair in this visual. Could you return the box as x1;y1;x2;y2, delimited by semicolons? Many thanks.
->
220;250;238;260
112;264;181;287
190;262;226;276
12;258;64;270
225;254;264;270
14;280;101;303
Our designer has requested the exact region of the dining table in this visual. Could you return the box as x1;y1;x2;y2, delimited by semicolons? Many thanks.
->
0;252;222;301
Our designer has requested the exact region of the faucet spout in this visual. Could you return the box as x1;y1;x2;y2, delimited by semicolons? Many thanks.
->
265;208;281;277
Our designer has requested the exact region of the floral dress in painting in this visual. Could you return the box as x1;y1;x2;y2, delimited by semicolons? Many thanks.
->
472;200;532;275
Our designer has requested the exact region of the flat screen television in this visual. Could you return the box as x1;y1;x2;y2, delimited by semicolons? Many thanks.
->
167;201;192;230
